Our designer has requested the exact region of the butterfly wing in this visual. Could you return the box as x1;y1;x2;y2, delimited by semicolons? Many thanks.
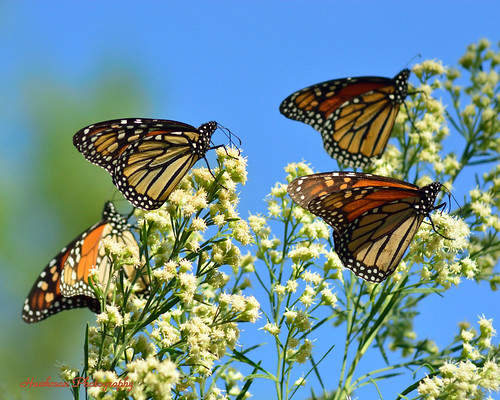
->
73;118;198;172
22;202;146;323
287;171;418;211
60;202;146;298
22;226;102;323
73;119;218;210
310;186;428;282
59;221;114;298
280;69;410;167
287;172;441;283
113;129;204;210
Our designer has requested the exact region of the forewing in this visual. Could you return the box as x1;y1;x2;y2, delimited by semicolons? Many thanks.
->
73;118;198;173
287;171;419;210
279;75;392;124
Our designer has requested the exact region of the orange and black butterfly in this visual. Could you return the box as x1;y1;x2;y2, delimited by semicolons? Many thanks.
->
280;69;410;168
22;202;145;323
287;171;444;283
73;118;227;210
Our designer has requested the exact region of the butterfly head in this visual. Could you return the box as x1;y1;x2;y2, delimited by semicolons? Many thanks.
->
102;201;130;233
199;121;218;135
193;121;218;157
393;69;411;103
202;121;241;151
422;181;443;208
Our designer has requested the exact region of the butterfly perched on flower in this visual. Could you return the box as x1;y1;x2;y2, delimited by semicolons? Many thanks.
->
287;171;445;283
73;118;230;210
22;202;146;323
280;69;410;168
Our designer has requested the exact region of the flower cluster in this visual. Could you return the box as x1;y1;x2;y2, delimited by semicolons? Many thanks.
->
418;316;499;399
72;149;261;398
410;211;472;289
369;60;451;179
250;162;343;380
64;40;500;400
125;357;180;400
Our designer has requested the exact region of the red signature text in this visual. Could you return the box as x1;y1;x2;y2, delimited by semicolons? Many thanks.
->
20;376;133;392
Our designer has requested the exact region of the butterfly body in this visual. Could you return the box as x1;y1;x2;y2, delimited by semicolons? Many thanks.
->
73;119;218;210
280;70;410;167
22;202;143;323
287;172;442;283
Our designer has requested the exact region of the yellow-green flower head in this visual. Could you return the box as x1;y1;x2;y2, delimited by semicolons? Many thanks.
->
295;339;313;364
285;162;314;182
262;322;280;336
413;60;445;78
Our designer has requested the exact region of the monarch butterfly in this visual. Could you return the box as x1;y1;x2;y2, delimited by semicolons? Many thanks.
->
287;171;444;283
73;118;227;210
279;69;410;168
22;202;146;323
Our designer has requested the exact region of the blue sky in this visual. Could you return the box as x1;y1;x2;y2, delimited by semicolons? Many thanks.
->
2;2;500;399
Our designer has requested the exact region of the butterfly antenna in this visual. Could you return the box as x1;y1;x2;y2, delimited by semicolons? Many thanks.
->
436;183;460;215
404;54;421;69
204;124;242;190
443;185;461;215
214;124;242;158
217;123;242;147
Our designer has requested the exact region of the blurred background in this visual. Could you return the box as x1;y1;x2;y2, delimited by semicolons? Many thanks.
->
1;2;499;399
